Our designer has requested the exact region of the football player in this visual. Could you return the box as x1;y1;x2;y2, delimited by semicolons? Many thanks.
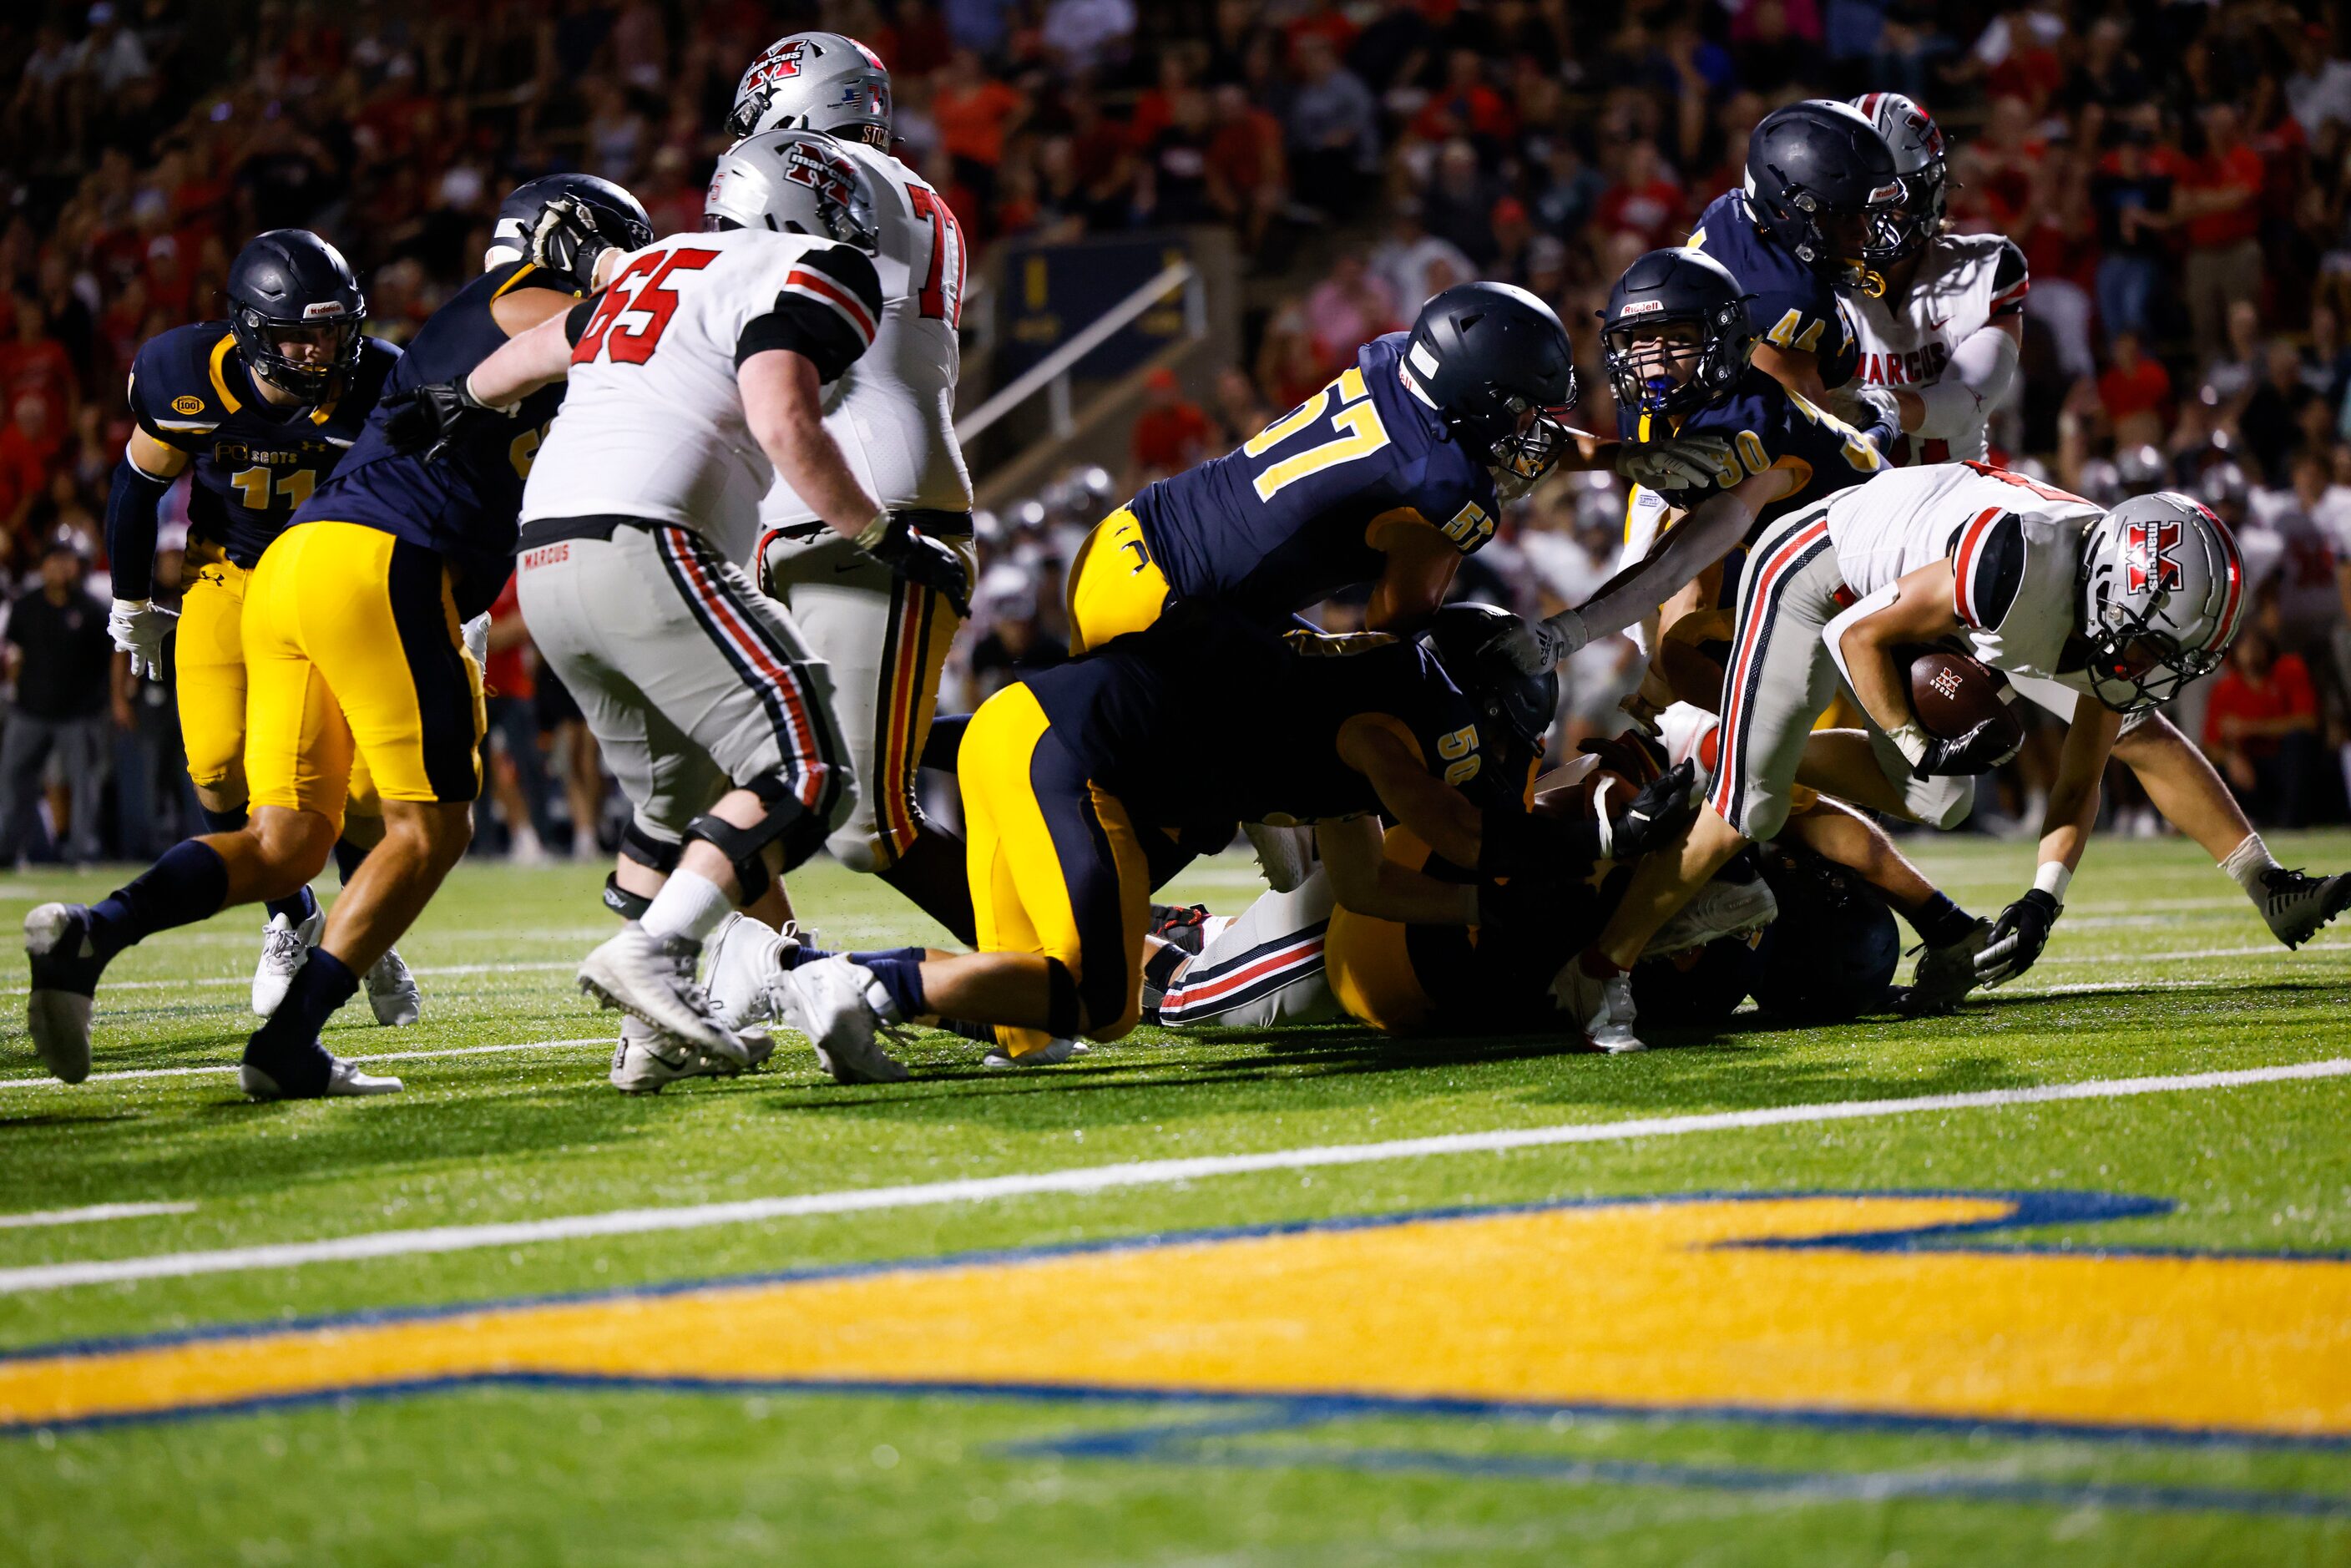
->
103;230;419;1027
445;134;965;1089
1849;92;2350;949
23;175;648;1095
1556;465;2246;1051
1485;247;1896;675
726;33;982;944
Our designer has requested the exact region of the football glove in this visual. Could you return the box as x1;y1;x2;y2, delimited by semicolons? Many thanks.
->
1615;433;1732;492
529;195;629;290
1908;717;2023;780
1975;888;2060;987
1835;382;1904;438
856;512;973;618
107;597;179;680
1603;759;1698;860
381;378;506;463
460;612;491;672
1482;608;1586;675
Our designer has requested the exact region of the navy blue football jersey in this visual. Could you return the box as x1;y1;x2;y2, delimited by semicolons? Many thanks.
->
1025;606;1497;834
1130;333;1501;625
297;260;580;619
127;322;401;569
1617;365;1891;536
1689;190;1862;390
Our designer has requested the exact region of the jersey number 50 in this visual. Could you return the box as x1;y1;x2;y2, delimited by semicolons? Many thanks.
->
1243;366;1391;502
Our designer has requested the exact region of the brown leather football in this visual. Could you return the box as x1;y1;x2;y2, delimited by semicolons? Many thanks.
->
1908;649;2022;746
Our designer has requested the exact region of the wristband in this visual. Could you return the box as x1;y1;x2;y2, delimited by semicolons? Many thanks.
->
853;512;893;551
1886;721;1931;767
115;596;152;613
1591;775;1618;859
2032;861;2072;904
457;373;518;417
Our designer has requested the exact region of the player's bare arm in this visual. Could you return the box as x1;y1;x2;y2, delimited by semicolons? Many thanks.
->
1333;714;1484;868
1314;814;1482;927
1834;559;2025;781
1360;514;1459;631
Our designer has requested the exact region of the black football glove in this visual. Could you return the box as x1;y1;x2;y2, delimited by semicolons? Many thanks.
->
380;379;500;463
1911;717;2023;780
859;513;972;617
1605;759;1698;860
1974;888;2060;986
529;195;629;290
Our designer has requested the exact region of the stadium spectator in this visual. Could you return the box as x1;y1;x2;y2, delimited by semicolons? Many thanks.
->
2097;331;2172;449
2204;624;2323;828
1285;32;1378;219
2175;104;2268;367
0;531;111;865
1128;367;1214;488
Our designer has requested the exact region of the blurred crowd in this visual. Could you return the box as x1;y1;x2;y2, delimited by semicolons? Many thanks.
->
2;0;2349;864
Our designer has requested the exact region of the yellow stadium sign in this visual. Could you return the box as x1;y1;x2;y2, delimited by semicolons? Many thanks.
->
5;1192;2345;1439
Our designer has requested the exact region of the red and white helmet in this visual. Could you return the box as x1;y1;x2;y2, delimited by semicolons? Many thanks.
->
728;32;892;149
1852;91;1948;258
704;131;879;253
2079;491;2245;712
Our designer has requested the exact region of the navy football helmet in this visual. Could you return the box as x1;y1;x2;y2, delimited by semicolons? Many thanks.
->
1743;101;1906;294
1600;247;1755;420
1425;601;1560;765
225;230;366;401
1401;281;1580;499
1749;842;1900;1021
486;174;653;291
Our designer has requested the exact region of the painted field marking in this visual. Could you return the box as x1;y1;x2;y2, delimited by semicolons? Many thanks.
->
0;960;575;1000
0;1203;195;1231
0;1039;612;1091
0;1058;2342;1296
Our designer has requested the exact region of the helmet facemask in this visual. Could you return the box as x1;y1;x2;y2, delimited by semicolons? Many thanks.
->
2082;607;2222;713
230;305;362;401
1604;306;1752;420
1779;180;1908;294
1882;158;1949;260
1484;393;1576;500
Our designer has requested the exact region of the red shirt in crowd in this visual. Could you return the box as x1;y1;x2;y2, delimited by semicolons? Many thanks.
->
0;334;77;435
934;78;1024;169
0;421;61;524
2098;353;2172;423
1595;178;1687;251
2169;143;2263;249
2203;653;2315;758
1131;392;1214;475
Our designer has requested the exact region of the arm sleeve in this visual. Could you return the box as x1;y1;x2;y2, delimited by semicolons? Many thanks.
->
736;244;886;381
104;456;174;602
1915;322;2022;440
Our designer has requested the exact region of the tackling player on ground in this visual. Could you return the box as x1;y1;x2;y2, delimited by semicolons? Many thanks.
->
104;230;421;1030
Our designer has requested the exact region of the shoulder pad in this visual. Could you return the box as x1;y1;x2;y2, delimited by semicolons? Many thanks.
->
783;243;885;334
128;324;228;441
1990;239;2030;316
1951;508;2027;631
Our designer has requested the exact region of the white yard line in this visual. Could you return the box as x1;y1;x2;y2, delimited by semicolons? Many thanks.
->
0;1038;611;1090
2;1058;2341;1296
0;1202;196;1231
0;960;576;999
2040;939;2351;965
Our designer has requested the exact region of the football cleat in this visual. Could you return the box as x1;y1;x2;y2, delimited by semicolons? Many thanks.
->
705;911;806;1030
2256;866;2351;950
23;903;103;1085
983;1038;1092;1070
252;905;325;1018
364;946;423;1026
1551;949;1646;1053
770;957;909;1084
1897;918;1995;1014
609;1015;775;1094
237;1055;404;1099
1643;874;1778;958
578;923;749;1065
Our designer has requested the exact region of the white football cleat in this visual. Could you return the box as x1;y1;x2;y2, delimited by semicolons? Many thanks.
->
705;912;804;1030
237;1055;404;1099
251;904;324;1018
364;946;423;1026
1643;874;1779;959
983;1037;1091;1070
578;922;748;1065
771;957;908;1084
609;1016;775;1094
1551;952;1646;1054
2257;866;2351;949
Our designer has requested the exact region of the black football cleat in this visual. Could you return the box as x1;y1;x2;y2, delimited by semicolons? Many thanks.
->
2258;867;2351;950
24;903;105;1084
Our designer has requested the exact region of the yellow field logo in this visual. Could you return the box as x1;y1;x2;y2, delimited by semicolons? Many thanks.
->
170;394;205;416
5;1192;2346;1439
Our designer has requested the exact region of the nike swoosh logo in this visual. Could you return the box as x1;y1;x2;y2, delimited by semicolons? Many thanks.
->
1926;317;1949;330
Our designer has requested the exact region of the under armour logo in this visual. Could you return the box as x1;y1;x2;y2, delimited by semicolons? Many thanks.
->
2126;518;2183;595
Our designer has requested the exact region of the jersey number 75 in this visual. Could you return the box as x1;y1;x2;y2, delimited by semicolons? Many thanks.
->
1242;366;1392;502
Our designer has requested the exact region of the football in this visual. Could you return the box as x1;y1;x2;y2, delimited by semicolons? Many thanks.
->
1908;648;2021;746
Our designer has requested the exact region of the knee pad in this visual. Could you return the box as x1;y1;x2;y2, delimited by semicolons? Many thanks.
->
684;785;805;898
1043;958;1083;1039
618;818;680;874
602;873;653;923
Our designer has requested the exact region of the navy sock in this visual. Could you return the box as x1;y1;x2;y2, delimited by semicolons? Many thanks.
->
199;805;248;835
782;942;835;969
858;953;928;1020
1908;893;1978;948
242;950;361;1092
333;837;370;884
264;880;319;931
87;840;230;963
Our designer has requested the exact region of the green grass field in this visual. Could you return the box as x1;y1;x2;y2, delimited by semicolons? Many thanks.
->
2;832;2348;1567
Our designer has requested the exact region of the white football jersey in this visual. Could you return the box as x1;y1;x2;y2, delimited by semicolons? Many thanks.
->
1847;233;2029;463
1825;461;2099;683
759;140;970;531
523;229;884;563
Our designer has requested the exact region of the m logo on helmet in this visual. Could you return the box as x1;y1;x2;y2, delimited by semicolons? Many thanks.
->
2126;518;2183;595
1905;108;1944;159
749;39;808;87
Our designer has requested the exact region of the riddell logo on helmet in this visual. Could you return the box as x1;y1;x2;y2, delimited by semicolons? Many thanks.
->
2126;518;2183;594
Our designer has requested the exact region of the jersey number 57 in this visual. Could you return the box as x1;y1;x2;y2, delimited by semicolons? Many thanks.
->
1242;366;1392;502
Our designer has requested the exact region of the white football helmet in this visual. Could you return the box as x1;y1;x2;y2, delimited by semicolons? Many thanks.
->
704;131;880;253
2079;491;2246;712
1852;91;1948;257
728;32;892;149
